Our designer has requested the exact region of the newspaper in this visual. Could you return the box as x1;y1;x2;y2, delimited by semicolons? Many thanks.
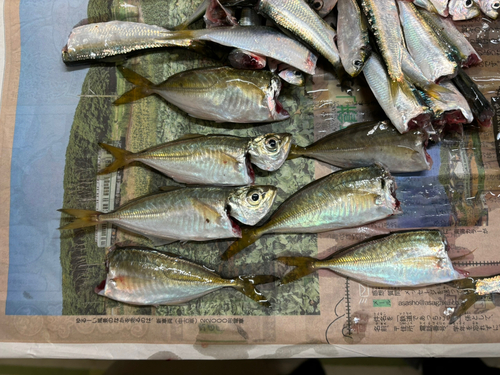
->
1;0;500;359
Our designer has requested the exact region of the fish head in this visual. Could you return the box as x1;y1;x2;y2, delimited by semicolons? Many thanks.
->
449;0;481;20
227;185;277;225
278;69;305;86
481;0;499;18
345;44;372;77
248;133;292;171
265;76;290;121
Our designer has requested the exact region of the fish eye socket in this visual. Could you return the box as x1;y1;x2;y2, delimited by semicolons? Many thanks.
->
293;71;301;76
354;60;363;67
493;2;500;9
313;1;323;9
266;138;278;150
251;193;260;202
465;0;473;7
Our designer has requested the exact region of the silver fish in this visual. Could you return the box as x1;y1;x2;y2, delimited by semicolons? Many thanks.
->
425;81;474;125
363;53;432;134
59;185;277;245
429;0;449;15
278;67;305;86
96;246;277;306
398;1;457;83
337;0;371;77
277;230;467;287
449;0;481;20
475;0;500;19
160;26;317;74
98;133;292;185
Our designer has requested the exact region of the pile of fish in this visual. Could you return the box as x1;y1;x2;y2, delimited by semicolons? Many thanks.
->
59;0;498;323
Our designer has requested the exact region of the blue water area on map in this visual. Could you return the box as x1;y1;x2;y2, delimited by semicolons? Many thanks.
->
6;0;89;315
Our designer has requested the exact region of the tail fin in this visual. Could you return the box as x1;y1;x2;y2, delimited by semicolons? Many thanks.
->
275;256;317;285
98;143;133;175
58;209;102;230
114;66;155;106
220;227;264;261
233;275;278;307
448;293;480;324
287;144;307;160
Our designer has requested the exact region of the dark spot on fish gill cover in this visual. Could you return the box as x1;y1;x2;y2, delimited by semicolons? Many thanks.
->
206;218;210;223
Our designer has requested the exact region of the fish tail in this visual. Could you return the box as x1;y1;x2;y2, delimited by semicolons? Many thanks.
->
58;209;102;230
448;293;480;325
161;29;197;42
287;144;307;160
220;227;264;260
275;256;317;285
98;143;133;175
233;275;278;307
114;66;155;105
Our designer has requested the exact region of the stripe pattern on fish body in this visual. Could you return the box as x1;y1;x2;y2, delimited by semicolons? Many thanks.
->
289;120;432;173
97;246;276;306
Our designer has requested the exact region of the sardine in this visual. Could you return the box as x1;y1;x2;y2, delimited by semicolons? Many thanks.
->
449;274;500;324
449;0;481;20
158;26;317;74
452;66;494;127
229;49;267;69
475;0;500;19
363;53;432;134
114;66;290;123
256;0;342;73
59;185;277;245
306;0;338;17
418;8;482;68
278;68;305;86
337;0;371;77
398;1;457;83
423;81;474;126
360;0;406;82
174;0;210;30
98;133;292;185
62;21;206;63
277;230;467;286
288;120;432;173
221;164;400;260
96;246;277;306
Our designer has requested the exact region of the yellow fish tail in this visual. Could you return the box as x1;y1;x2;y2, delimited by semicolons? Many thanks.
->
233;275;279;307
58;209;102;230
98;143;133;175
114;66;155;105
275;256;317;285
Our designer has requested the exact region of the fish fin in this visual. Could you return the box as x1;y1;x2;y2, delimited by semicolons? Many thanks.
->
389;80;399;101
176;133;205;141
158;186;185;192
423;83;454;101
98;143;133;175
160;29;197;42
275;256;317;285
221;226;264;260
114;66;155;105
287;144;307;160
233;275;278;307
58;209;102;230
448;293;481;324
144;235;178;247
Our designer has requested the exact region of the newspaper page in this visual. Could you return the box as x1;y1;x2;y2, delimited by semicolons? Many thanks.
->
1;0;500;359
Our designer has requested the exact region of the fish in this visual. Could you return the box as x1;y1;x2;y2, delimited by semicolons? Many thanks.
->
448;274;500;324
158;26;317;74
475;0;500;19
428;0;449;15
363;53;432;134
287;120;432;173
221;164;400;260
277;230;468;286
360;0;406;82
255;0;343;74
98;133;292;185
452;66;494;127
174;0;210;30
114;66;290;123
278;68;305;86
398;1;457;83
337;0;371;77
418;8;482;68
61;21;206;63
96;246;277;307
413;0;440;14
59;185;277;246
306;0;338;17
229;49;267;69
448;0;481;20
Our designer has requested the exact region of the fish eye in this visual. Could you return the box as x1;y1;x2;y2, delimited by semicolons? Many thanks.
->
354;60;363;67
251;193;260;201
266;137;278;150
465;0;473;7
293;71;301;76
493;2;500;9
313;0;323;9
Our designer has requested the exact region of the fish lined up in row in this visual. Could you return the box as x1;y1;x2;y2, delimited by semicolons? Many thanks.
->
414;0;498;20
